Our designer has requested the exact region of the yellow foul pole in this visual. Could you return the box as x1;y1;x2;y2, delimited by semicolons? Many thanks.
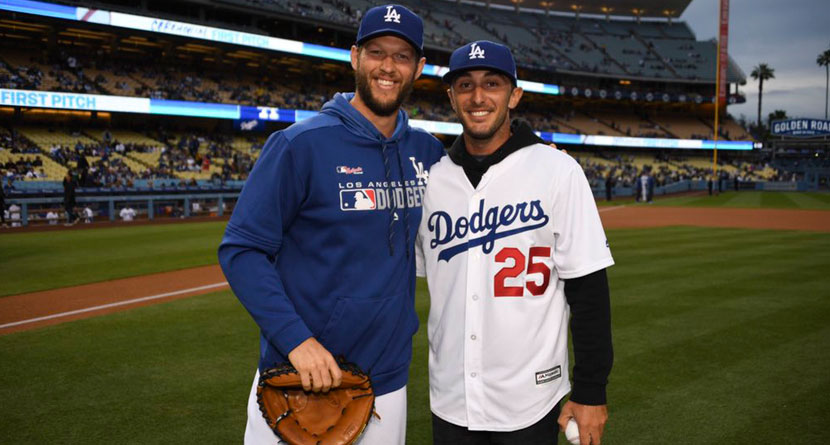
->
713;0;730;183
712;4;723;180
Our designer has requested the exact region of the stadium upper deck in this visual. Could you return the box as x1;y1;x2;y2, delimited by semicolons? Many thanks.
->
0;0;754;149
19;0;745;88
209;0;744;85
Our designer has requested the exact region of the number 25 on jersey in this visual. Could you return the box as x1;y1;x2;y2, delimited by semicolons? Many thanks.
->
493;247;551;297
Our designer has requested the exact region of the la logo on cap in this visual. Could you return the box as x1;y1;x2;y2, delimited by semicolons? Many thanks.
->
384;5;401;23
469;42;485;59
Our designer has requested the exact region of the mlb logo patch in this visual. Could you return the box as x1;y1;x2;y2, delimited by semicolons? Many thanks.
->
340;189;376;211
336;166;363;175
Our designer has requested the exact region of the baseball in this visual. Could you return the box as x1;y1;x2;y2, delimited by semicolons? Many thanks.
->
565;418;580;445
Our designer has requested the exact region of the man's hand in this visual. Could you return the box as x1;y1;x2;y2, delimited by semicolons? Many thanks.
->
287;337;343;393
558;400;608;445
550;142;567;154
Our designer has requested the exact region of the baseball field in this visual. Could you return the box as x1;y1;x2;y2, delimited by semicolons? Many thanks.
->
1;190;829;444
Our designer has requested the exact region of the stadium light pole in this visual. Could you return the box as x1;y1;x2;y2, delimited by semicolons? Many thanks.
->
818;49;830;119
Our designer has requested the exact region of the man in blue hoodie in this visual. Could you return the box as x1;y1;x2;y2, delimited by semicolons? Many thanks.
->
218;4;445;444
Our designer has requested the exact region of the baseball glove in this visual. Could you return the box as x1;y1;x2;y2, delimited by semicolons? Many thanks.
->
256;360;375;445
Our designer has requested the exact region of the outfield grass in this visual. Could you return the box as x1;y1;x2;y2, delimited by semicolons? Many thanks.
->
598;191;830;210
2;225;829;443
0;222;227;296
3;192;827;297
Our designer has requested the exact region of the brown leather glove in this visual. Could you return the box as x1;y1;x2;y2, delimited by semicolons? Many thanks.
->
257;361;375;445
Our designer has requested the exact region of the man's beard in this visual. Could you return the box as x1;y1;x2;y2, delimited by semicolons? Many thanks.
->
460;106;510;141
355;66;416;117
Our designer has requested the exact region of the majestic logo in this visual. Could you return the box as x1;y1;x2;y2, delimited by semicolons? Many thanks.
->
383;6;401;23
336;166;364;175
535;365;561;385
409;156;428;185
468;43;485;59
427;199;549;261
340;189;377;211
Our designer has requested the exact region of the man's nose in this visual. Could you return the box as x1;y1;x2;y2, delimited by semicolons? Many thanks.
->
471;86;486;104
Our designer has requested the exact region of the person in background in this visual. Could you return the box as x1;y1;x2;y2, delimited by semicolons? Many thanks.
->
63;171;79;225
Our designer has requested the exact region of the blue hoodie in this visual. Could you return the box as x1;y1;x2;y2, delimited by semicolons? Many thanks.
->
218;93;445;395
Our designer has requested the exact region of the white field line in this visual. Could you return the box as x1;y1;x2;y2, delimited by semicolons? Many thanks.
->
599;205;626;213
0;282;229;330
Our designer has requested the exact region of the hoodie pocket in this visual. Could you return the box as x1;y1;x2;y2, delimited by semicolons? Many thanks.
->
317;293;417;372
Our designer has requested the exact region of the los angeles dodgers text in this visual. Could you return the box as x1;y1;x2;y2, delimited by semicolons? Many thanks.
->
428;199;549;255
339;181;426;210
339;180;421;188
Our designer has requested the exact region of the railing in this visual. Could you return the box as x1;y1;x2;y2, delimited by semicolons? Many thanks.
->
5;192;241;227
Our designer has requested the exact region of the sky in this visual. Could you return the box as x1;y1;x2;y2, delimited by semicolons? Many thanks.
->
681;0;830;123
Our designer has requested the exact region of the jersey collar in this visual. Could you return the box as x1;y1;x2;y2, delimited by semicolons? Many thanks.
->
448;118;545;188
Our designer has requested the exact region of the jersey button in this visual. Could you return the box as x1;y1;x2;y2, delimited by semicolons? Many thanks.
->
470;334;477;340
472;295;479;301
470;372;477;378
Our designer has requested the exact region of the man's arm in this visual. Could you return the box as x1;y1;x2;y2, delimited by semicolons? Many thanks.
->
559;268;613;445
218;132;341;392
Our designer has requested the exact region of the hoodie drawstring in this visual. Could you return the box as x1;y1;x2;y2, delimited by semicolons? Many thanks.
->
380;140;412;259
394;148;411;259
381;141;396;256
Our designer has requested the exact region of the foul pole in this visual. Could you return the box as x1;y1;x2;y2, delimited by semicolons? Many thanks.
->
713;0;730;180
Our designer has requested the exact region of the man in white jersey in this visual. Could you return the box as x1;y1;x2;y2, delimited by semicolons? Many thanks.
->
416;41;615;445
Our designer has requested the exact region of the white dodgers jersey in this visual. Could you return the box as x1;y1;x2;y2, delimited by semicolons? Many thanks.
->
416;144;614;431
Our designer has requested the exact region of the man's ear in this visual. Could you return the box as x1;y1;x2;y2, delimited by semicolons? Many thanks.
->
414;56;426;81
508;86;524;110
350;45;360;71
447;88;458;114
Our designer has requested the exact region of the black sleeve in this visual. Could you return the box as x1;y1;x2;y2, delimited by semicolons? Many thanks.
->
563;268;613;405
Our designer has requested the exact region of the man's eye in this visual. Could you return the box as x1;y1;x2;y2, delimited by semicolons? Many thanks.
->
395;54;411;62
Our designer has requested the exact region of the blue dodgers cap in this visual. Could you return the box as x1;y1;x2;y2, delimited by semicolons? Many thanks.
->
443;40;517;85
356;4;424;54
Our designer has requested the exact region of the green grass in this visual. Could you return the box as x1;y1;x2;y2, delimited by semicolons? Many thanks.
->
0;222;227;296
2;226;829;443
642;191;830;209
4;193;827;297
0;290;258;443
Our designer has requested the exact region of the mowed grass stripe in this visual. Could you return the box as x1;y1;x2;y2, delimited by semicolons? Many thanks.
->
613;321;830;443
609;227;824;296
651;191;830;209
724;190;763;207
610;228;830;359
0;222;228;297
760;191;802;209
785;191;830;208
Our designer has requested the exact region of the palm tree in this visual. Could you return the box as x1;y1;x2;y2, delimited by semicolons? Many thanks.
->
817;49;830;119
750;63;775;129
